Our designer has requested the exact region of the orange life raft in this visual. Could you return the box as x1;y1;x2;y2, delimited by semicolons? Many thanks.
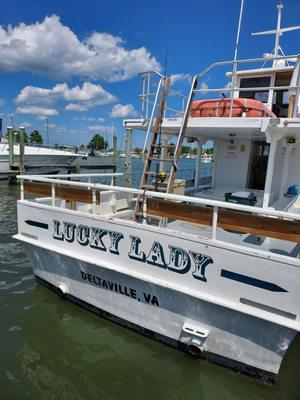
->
190;98;276;118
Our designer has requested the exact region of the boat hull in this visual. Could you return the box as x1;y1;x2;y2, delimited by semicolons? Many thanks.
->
21;243;295;386
0;144;79;178
15;201;300;385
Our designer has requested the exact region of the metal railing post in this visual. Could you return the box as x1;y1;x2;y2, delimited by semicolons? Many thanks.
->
142;77;163;156
211;206;218;240
20;179;24;200
51;183;56;207
92;188;96;214
142;198;147;225
146;72;150;119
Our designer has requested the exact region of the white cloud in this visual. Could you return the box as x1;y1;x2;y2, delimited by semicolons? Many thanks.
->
0;99;5;106
16;82;116;111
170;74;191;85
65;103;88;112
200;81;209;94
63;82;115;104
20;121;31;128
98;117;105;122
88;124;106;131
43;122;56;129
110;103;138;118
15;83;67;105
16;106;58;116
0;15;161;81
73;116;96;122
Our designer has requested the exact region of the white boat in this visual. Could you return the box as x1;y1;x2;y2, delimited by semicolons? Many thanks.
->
0;141;82;177
201;153;212;163
14;3;300;385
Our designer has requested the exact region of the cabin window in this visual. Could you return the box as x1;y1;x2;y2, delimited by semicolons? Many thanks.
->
272;71;293;117
239;76;271;103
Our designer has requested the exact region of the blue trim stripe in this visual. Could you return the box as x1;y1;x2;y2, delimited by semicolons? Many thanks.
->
221;269;288;293
25;220;49;230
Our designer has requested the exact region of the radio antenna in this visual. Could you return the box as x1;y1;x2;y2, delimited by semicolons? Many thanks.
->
229;0;245;114
252;2;300;66
164;49;169;76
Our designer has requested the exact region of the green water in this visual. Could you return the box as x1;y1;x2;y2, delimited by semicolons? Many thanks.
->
1;169;300;399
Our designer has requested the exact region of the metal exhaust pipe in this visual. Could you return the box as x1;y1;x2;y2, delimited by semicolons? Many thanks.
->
187;339;203;357
57;283;68;298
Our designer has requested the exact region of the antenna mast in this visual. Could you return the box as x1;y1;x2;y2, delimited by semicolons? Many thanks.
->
164;49;169;76
274;2;283;58
230;0;245;115
252;2;300;66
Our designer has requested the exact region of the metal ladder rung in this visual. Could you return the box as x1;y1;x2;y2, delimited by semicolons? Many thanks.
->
144;171;170;177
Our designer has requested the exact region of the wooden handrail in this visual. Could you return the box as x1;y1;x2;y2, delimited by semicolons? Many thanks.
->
147;198;300;243
24;181;100;204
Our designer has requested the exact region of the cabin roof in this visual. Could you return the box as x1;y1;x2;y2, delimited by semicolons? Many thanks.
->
226;65;294;78
123;117;300;141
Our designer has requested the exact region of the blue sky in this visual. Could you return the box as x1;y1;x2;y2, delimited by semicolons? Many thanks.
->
0;0;299;149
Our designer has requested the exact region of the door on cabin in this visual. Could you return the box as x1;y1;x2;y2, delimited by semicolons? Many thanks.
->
248;141;270;190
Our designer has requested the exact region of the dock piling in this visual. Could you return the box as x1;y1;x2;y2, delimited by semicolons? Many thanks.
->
19;126;25;174
8;126;14;170
112;136;118;165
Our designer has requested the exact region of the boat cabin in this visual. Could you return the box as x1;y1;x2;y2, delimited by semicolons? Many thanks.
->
123;53;300;216
230;64;295;117
18;3;300;259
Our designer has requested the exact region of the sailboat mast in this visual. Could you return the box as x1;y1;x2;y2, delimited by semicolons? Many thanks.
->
46;118;49;147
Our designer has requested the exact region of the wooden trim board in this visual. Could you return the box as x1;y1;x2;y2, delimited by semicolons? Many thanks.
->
147;198;300;242
24;181;100;204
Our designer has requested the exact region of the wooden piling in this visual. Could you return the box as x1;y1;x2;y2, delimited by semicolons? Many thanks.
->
8;126;14;170
19;126;25;174
112;135;118;165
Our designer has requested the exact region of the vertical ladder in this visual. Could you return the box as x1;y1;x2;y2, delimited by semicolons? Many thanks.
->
135;76;171;219
165;76;199;194
135;75;200;224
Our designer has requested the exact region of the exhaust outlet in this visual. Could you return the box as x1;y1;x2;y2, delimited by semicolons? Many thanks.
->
57;282;68;298
182;323;209;357
187;339;203;357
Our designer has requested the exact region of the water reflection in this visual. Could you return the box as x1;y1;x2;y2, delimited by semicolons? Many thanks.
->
8;283;299;400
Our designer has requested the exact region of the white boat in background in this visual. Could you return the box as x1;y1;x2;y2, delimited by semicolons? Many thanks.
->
201;153;212;163
14;2;300;386
0;141;82;177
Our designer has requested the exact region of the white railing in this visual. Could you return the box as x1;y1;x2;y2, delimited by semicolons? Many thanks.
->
138;54;300;136
18;174;300;246
139;70;188;120
188;53;300;118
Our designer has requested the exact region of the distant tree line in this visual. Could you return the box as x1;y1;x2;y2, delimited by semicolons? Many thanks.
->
6;129;43;145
